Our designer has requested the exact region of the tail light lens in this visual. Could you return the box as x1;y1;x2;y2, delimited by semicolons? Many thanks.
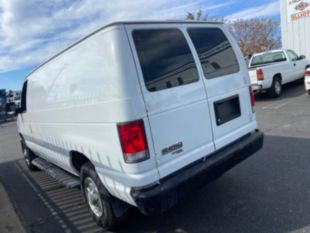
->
306;70;310;76
117;120;149;163
256;69;264;81
249;86;255;111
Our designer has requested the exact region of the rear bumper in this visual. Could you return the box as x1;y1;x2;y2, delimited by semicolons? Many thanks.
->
251;84;263;92
131;130;264;215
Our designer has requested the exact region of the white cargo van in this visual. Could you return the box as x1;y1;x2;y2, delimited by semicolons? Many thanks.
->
17;21;264;229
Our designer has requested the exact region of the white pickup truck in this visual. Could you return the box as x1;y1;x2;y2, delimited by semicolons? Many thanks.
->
248;49;310;97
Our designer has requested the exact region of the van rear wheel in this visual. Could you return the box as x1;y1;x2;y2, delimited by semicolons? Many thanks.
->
81;162;128;230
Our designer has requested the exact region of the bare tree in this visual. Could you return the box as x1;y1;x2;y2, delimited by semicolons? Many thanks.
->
229;18;281;57
186;8;222;22
186;11;281;57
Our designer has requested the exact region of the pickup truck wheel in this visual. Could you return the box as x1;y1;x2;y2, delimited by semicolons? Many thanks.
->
22;145;39;171
269;77;282;98
81;162;128;230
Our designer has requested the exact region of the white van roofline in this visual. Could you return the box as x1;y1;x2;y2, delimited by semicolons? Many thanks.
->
24;20;224;81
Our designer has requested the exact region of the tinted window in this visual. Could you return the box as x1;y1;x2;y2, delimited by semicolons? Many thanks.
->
188;28;240;79
250;51;287;67
21;81;28;112
133;29;199;92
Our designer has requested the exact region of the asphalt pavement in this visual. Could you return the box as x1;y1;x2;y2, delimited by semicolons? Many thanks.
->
0;80;310;233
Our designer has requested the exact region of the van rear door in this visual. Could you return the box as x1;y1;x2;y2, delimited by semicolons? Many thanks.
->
187;26;257;150
126;25;215;178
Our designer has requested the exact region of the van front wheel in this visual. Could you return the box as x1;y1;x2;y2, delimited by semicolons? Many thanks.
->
81;162;128;230
22;144;39;171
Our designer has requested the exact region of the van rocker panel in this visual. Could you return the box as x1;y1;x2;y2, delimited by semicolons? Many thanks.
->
131;130;263;215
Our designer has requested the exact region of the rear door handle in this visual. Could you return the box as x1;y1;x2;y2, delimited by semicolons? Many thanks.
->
293;63;296;66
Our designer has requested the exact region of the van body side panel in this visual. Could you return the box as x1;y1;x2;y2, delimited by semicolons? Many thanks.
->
24;25;159;205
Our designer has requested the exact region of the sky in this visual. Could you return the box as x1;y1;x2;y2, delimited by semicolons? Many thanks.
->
0;0;281;91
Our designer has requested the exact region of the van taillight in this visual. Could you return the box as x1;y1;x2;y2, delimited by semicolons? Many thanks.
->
256;69;264;81
249;86;255;111
117;120;149;163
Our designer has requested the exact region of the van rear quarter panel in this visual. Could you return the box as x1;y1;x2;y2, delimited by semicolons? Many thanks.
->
24;25;159;205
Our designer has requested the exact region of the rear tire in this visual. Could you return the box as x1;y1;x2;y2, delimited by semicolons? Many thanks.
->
22;143;39;171
308;90;310;95
269;77;282;98
81;162;128;230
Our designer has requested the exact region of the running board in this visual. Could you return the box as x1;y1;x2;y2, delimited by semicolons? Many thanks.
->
32;157;80;189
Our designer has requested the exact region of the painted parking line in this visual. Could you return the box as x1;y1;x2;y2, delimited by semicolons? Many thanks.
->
260;94;307;110
261;100;294;110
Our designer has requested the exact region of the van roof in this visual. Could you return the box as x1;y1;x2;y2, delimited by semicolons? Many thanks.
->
25;20;224;80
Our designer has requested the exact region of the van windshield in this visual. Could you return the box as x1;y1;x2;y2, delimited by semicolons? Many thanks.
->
250;51;287;67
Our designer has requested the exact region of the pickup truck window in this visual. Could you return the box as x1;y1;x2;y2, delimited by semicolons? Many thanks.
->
133;29;199;92
188;28;240;79
250;52;287;67
287;50;298;61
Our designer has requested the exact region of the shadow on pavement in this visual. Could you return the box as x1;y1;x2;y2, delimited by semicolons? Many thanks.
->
1;134;310;233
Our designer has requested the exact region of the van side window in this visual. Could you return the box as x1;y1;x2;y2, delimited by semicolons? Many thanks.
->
21;81;28;113
133;29;199;92
188;28;240;79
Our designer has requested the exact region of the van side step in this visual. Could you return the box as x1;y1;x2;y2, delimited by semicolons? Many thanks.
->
32;158;80;189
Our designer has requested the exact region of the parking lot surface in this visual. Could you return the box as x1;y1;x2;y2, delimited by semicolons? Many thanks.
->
0;80;310;233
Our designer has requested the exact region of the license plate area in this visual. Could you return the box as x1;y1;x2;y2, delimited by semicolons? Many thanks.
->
214;95;241;126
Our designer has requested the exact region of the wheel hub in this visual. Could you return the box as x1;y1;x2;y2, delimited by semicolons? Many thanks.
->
85;177;103;217
23;148;30;166
275;81;281;94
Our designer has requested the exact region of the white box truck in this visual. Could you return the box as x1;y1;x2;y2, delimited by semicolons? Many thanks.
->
17;21;263;229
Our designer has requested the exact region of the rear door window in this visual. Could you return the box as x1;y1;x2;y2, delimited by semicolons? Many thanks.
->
132;29;199;92
188;28;240;79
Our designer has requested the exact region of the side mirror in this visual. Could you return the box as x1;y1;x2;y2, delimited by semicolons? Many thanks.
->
299;55;306;60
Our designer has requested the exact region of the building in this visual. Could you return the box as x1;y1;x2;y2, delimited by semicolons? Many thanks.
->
0;90;22;117
7;90;22;108
281;0;310;58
